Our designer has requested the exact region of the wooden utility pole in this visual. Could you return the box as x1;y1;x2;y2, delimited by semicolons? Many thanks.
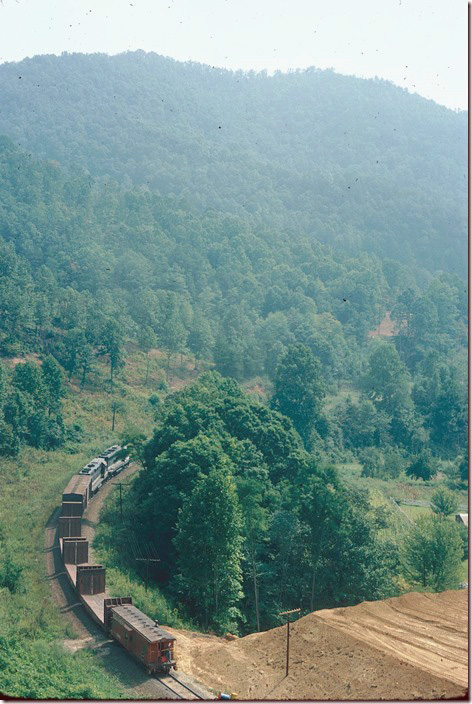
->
111;482;131;522
135;557;160;592
278;608;301;677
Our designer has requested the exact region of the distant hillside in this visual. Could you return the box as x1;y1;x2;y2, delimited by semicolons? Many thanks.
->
0;51;466;275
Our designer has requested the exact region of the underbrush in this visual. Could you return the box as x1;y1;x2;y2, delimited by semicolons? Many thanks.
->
0;634;124;699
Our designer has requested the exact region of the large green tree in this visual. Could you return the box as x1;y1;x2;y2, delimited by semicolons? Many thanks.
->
272;343;325;448
404;514;463;591
174;468;243;632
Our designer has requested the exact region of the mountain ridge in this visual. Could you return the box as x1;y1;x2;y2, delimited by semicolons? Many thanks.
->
0;50;466;275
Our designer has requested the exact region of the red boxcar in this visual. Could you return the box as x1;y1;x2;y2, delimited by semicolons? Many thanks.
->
109;604;176;674
62;475;92;510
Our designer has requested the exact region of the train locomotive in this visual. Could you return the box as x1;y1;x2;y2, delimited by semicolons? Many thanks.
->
59;444;177;675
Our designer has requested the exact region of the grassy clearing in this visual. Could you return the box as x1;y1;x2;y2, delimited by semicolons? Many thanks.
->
0;345;196;698
337;461;468;506
337;464;469;591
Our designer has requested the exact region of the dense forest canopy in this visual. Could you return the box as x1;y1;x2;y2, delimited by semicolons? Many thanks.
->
0;51;466;275
123;372;400;632
0;127;467;464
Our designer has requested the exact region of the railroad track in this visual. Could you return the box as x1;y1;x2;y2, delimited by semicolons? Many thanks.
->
156;672;206;700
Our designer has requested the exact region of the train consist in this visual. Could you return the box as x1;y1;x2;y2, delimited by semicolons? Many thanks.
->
59;444;178;675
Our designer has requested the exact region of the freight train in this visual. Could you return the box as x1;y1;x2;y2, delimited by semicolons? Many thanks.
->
59;444;177;675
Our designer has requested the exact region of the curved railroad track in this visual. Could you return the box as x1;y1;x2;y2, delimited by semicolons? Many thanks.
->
45;463;212;700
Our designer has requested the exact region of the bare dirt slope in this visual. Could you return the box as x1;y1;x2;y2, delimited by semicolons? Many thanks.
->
165;590;468;700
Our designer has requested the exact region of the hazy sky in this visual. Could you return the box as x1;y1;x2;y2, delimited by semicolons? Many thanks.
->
0;0;467;110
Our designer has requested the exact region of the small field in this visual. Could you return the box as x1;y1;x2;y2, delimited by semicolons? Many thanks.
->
337;462;469;586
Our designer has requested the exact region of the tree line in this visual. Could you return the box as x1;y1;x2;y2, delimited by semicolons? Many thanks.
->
0;138;467;470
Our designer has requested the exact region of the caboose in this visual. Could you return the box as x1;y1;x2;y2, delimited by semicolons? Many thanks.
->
106;602;177;674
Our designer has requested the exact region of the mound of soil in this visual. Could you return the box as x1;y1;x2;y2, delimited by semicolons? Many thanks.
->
166;590;468;700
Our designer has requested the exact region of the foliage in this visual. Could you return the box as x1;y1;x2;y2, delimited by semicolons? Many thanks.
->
271;343;325;448
405;449;437;481
403;514;463;591
430;487;459;516
0;53;466;276
174;468;244;632
120;373;400;633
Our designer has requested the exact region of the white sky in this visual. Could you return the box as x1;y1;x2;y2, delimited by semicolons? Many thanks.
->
0;0;467;110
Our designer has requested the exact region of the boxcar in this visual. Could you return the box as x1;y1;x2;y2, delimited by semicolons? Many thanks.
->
62;474;92;510
109;604;177;674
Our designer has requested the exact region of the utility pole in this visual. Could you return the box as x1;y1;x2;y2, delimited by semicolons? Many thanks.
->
135;557;160;592
111;482;131;523
278;608;301;677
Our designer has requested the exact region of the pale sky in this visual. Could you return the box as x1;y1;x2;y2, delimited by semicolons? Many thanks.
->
0;0;467;110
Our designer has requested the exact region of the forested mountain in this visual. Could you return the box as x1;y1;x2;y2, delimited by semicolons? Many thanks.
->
0;133;467;463
0;51;466;274
0;51;467;651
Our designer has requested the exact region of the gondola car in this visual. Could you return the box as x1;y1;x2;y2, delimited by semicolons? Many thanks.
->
107;603;177;674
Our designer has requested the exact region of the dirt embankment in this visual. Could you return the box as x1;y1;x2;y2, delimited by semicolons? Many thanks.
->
165;590;468;700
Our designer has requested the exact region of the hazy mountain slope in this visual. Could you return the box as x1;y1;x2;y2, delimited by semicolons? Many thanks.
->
0;51;466;274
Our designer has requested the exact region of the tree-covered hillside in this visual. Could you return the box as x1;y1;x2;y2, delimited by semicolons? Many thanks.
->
0;136;467;466
0;51;466;274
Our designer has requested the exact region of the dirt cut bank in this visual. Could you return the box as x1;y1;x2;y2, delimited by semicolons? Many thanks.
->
165;589;468;700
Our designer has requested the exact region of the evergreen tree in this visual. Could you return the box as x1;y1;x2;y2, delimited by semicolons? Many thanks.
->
41;355;64;416
405;449;436;481
430;488;459;517
99;320;124;387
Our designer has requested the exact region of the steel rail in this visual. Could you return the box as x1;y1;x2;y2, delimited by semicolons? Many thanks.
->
154;675;184;700
168;672;205;699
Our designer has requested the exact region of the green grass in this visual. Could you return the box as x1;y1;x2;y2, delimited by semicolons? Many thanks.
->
336;462;469;592
400;504;432;521
0;345;196;698
336;461;468;506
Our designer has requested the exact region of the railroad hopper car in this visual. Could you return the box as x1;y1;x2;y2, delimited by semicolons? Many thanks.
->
107;603;177;675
